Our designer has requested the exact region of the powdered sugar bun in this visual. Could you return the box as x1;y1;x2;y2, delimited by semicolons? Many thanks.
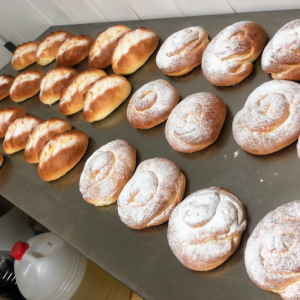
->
0;107;26;138
165;92;226;153
202;21;266;86
0;75;15;101
127;79;179;129
80;139;136;206
168;187;246;271
245;200;300;300
118;157;186;229
156;26;209;76
233;80;300;155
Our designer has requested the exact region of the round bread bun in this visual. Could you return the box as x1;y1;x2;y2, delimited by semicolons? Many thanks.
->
0;75;15;101
156;27;209;76
38;130;89;181
0;152;4;168
10;70;46;102
0;107;26;138
202;21;266;86
233;80;300;155
245;200;300;300
83;74;131;122
12;41;40;71
168;187;246;271
165;92;226;153
127;79;179;129
118;157;186;229
89;25;131;69
59;69;107;116
3;115;43;154
56;35;94;67
36;30;72;66
80;139;136;206
24;118;72;163
112;27;159;75
40;67;77;105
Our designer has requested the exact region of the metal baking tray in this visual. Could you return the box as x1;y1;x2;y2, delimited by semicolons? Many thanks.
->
0;9;298;300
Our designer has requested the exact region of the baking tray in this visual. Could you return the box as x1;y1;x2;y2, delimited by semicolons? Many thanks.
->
0;9;299;300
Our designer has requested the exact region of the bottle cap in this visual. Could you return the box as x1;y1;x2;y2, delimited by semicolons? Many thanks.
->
11;242;29;261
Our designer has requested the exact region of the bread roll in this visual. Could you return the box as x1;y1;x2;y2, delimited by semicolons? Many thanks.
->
0;75;15;101
38;130;89;181
24;118;72;163
59;69;106;116
89;25;131;69
156;27;209;76
40;67;77;105
165;93;226;153
10;70;46;102
0;152;3;167
36;30;72;66
56;35;94;67
112;27;159;75
83;74;131;122
0;107;26;138
12;41;40;70
202;21;266;86
3;115;42;154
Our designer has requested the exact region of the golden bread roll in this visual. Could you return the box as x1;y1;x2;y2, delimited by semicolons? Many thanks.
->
59;69;106;116
56;35;94;67
127;79;179;129
0;75;15;101
165;93;226;153
112;27;159;75
0;152;3;167
38;130;89;181
168;187;246;271
118;157;186;229
89;25;131;69
12;41;40;70
83;74;131;122
36;30;72;66
24;118;72;163
80;139;136;206
3;115;43;154
156;27;209;76
202;21;266;86
10;70;46;102
40;67;77;105
0;107;26;138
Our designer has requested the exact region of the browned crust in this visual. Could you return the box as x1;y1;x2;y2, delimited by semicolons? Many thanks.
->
0;107;26;138
0;152;4;167
0;75;15;101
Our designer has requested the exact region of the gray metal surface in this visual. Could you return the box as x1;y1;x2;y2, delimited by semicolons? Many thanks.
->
0;9;298;300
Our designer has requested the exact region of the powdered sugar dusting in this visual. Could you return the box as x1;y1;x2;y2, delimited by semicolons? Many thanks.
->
0;76;10;85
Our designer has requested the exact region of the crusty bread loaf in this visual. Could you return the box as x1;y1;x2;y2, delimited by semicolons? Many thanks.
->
24;118;72;163
0;107;26;138
38;130;89;181
12;41;40;70
0;75;15;101
36;30;72;66
40;67;77;105
83;74;131;122
0;152;3;168
59;69;106;116
112;27;159;75
10;70;46;102
89;25;131;69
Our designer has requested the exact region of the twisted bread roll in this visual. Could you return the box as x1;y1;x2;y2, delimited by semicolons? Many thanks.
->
80;139;136;206
12;41;40;71
168;187;246;271
36;30;72;66
118;157;186;229
10;70;45;102
0;75;15;101
40;67;77;105
24;118;72;163
89;25;131;69
56;35;94;67
112;27;159;75
165;93;226;153
3;115;42;154
233;80;300;155
59;69;106;116
38;130;88;181
202;21;266;86
83;74;131;122
245;200;300;300
156;27;209;76
0;107;26;138
0;152;3;168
